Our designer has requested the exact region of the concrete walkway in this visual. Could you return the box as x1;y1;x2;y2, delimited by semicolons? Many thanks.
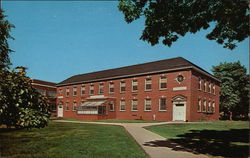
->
53;120;208;158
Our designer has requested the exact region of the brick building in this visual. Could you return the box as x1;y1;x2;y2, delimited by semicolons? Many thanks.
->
31;79;57;117
56;57;220;121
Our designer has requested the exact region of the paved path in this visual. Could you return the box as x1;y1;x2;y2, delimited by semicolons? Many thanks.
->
53;120;208;158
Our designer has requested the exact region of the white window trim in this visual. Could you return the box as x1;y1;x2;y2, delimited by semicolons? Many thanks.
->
66;88;69;97
120;100;126;111
109;82;114;94
99;84;104;94
109;103;115;111
198;99;202;112
81;86;85;96
159;98;167;111
144;99;152;111
208;101;211;112
198;78;202;90
132;80;138;92
131;100;138;111
73;87;77;96
120;81;126;93
145;78;152;91
203;100;206;112
159;76;167;90
89;85;94;95
73;102;77;111
65;102;69;111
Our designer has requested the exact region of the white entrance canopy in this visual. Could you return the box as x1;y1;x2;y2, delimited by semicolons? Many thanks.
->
80;100;106;107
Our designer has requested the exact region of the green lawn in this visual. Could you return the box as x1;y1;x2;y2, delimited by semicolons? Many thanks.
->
59;118;162;123
145;121;249;158
0;122;148;158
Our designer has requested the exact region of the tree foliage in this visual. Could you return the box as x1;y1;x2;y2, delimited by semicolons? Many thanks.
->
0;69;50;129
212;62;249;119
0;9;14;68
118;0;249;49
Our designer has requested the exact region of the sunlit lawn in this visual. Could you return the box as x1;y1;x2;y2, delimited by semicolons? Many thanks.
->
145;121;249;158
0;122;148;158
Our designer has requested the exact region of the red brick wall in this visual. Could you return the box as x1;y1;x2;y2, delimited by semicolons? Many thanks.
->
57;69;220;121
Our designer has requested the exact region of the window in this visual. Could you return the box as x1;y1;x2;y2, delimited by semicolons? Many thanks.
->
145;78;152;91
208;82;211;93
120;81;126;93
48;91;56;98
66;102;69;111
204;80;206;92
109;82;114;93
198;78;201;90
131;99;138;111
66;88;69;97
81;85;85;96
159;76;167;89
99;84;104;94
59;89;63;96
208;100;211;112
198;99;202;112
89;85;94;95
49;103;56;111
203;100;206;112
73;87;77;96
132;80;138;92
159;98;167;111
212;84;215;94
73;102;77;111
212;102;215;113
109;102;114;111
37;89;46;96
144;99;152;111
120;100;125;111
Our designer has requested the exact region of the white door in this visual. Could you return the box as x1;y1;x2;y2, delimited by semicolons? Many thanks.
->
58;103;63;117
173;102;186;121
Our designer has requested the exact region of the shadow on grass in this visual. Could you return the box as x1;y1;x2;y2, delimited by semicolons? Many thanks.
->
143;129;249;158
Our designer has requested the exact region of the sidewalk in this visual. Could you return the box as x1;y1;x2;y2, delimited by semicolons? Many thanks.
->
53;120;208;158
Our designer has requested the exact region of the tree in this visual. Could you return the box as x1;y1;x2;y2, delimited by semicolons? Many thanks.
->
0;9;14;69
118;0;249;50
212;62;249;120
0;10;50;129
0;68;50;129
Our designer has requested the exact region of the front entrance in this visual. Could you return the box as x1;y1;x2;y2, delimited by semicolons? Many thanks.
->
172;95;187;121
58;102;63;117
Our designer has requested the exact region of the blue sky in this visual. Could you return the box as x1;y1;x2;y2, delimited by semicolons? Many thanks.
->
3;1;249;83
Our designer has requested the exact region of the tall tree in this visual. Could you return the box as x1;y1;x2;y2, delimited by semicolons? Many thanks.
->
118;0;249;50
0;9;14;69
0;10;50;129
212;62;249;120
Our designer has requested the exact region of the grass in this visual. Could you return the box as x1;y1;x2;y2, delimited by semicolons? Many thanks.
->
58;117;162;123
145;121;249;158
0;122;148;158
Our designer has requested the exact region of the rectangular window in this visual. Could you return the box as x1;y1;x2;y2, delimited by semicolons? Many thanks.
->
159;76;167;89
109;103;114;111
109;82;114;93
59;89;62;96
198;99;202;112
81;85;85;96
66;88;69;97
204;80;206;92
73;102;77;111
203;100;206;112
73;87;77;96
120;81;126;93
145;78;152;91
159;98;167;111
212;102;215;113
66;102;69;111
208;101;211;112
198;78;201;90
132;80;138;92
120;100;125;111
208;82;211;93
89;85;94;95
213;85;215;94
99;84;104;94
131;99;138;111
144;99;152;111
